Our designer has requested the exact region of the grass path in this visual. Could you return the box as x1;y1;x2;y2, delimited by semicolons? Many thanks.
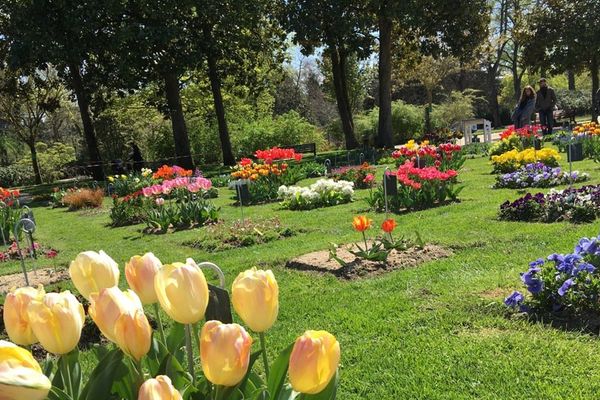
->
3;153;600;398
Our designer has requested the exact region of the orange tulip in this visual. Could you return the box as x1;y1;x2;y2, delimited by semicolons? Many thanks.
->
125;253;163;305
352;216;372;232
381;219;397;233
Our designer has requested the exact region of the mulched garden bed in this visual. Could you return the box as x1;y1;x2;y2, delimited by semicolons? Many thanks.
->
287;243;452;279
0;267;68;294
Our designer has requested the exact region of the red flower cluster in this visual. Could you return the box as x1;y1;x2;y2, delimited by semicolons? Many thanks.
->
395;161;458;190
391;143;461;161
0;188;19;202
153;165;193;180
500;125;541;140
254;147;303;164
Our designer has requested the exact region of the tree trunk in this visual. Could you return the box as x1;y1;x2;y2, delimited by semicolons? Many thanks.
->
206;55;236;166
424;91;433;134
567;70;576;91
69;63;104;181
487;68;501;127
591;55;599;122
512;47;521;102
377;13;394;148
164;72;194;170
329;46;359;150
458;66;466;91
28;142;42;184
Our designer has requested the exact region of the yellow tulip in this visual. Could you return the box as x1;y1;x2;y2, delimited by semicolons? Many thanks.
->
69;250;120;300
200;321;252;387
89;287;143;343
27;291;85;355
113;309;152;362
0;341;51;400
138;375;183;400
3;286;45;346
125;253;163;305
231;268;279;332
154;261;209;324
288;330;340;394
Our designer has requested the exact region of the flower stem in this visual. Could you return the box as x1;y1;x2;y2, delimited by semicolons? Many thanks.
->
185;324;196;384
153;303;166;345
362;231;369;252
259;332;270;380
60;354;75;399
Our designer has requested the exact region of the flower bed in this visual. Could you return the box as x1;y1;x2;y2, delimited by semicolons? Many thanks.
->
278;179;354;210
0;188;20;242
367;161;461;212
505;235;600;317
493;162;588;189
489;125;541;157
499;185;600;223
491;147;560;173
0;240;58;262
230;147;304;204
331;162;376;189
108;168;154;197
183;218;298;252
391;140;463;171
110;176;218;231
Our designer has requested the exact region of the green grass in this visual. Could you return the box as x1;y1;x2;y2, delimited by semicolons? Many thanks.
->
4;152;600;399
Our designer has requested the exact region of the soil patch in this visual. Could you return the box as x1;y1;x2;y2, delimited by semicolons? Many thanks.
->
0;267;68;294
287;243;452;279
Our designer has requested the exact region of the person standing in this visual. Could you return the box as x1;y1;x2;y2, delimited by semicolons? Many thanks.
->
511;86;537;129
536;78;557;135
128;141;145;172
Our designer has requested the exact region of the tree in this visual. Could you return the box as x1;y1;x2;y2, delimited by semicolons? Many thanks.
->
0;68;63;183
283;0;373;150
524;0;600;121
0;0;114;180
371;0;489;145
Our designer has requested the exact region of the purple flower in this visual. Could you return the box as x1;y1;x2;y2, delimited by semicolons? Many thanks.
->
573;262;596;276
575;237;600;256
547;253;565;264
504;291;524;307
521;268;544;294
529;258;545;268
558;278;574;296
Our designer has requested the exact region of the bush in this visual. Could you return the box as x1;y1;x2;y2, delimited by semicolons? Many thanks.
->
430;90;483;130
17;142;76;183
0;165;34;187
62;188;105;210
556;89;592;117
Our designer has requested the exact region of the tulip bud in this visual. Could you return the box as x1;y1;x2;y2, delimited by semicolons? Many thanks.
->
138;375;182;400
89;287;143;343
125;253;162;305
231;268;279;332
200;321;252;387
0;341;52;400
352;216;372;232
3;286;45;346
27;291;85;355
289;330;340;394
154;262;209;324
69;250;120;300
114;309;152;362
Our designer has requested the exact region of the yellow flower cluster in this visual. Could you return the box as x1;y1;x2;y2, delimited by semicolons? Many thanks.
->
574;122;600;136
491;148;561;172
231;162;288;181
403;139;430;150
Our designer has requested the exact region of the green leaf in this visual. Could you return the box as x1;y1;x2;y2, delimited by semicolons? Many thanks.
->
167;322;186;360
80;349;127;400
267;343;294;400
47;386;73;400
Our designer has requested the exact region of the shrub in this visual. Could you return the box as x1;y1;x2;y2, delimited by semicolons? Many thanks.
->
278;179;354;210
556;89;593;117
17;142;77;183
0;165;34;187
505;235;600;316
62;188;105;210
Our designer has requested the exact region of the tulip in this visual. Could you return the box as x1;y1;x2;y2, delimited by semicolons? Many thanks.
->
154;261;209;324
231;268;279;333
89;287;143;343
0;341;51;400
352;215;372;232
125;253;163;305
27;291;85;355
381;218;397;234
200;321;252;387
138;375;183;400
3;286;45;346
288;330;340;394
69;250;120;300
114;309;152;362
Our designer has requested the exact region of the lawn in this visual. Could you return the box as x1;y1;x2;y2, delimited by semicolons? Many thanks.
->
4;152;600;399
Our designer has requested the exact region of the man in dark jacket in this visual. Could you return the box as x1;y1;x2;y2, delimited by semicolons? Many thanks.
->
536;78;557;135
